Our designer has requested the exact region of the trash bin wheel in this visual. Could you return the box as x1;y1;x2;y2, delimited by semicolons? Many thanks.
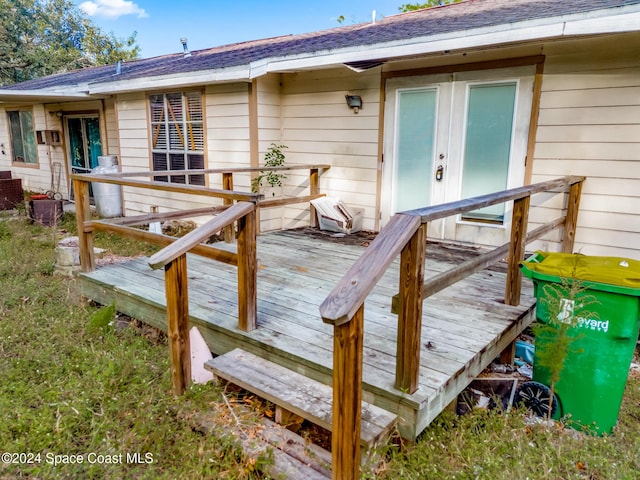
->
515;381;559;418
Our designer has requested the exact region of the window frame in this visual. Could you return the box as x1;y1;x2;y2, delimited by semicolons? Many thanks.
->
7;108;38;165
148;90;205;185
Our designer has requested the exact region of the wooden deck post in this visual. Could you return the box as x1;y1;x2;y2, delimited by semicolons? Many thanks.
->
561;180;583;254
505;195;531;306
499;340;517;365
395;223;427;393
310;167;319;228
237;205;257;332
222;172;235;243
332;304;364;480
164;254;191;395
73;178;95;272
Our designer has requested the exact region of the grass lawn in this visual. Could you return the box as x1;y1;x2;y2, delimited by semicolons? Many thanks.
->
1;211;639;479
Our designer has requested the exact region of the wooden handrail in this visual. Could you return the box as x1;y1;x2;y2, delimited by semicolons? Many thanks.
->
324;176;585;324
100;205;230;227
319;213;421;326
149;202;254;269
404;176;585;223
73;163;330;237
259;193;325;209
322;176;585;480
79;164;331;178
89;221;238;266
70;173;264;203
390;215;567;312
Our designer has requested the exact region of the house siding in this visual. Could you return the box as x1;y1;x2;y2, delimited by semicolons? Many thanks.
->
205;82;250;179
0;100;112;199
280;68;381;230
104;97;120;160
1;22;638;262
255;74;285;231
116;85;252;217
530;33;640;258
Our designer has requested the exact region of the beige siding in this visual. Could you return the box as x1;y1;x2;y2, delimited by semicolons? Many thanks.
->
38;99;112;199
104;97;120;158
530;33;640;258
254;74;284;231
205;83;251;195
113;86;253;217
117;92;205;215
280;67;381;231
205;83;250;164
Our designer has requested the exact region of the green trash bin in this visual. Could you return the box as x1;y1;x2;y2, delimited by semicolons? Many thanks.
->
518;251;640;435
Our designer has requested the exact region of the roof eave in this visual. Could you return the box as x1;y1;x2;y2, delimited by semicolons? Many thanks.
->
260;9;640;74
0;89;99;105
73;5;640;95
88;65;251;94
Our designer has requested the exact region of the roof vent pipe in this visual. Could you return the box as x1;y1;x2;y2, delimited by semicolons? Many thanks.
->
180;38;191;57
115;60;121;75
372;10;376;24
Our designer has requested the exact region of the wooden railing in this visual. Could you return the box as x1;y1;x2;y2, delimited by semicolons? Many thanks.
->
319;176;585;480
71;164;329;395
148;201;257;394
72;164;328;270
77;164;329;234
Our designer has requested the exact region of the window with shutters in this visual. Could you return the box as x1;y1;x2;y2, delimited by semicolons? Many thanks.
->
7;109;37;164
149;91;205;185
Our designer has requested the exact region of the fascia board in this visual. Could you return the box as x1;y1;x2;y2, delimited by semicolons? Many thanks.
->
563;11;640;35
261;11;640;73
89;66;251;94
261;24;565;73
0;89;96;104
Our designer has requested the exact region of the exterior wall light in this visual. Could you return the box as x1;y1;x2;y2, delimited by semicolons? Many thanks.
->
345;95;363;114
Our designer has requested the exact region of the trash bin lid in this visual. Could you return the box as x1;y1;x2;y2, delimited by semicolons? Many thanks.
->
521;251;640;291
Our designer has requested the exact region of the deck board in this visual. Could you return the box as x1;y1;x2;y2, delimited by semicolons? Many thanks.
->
79;228;535;439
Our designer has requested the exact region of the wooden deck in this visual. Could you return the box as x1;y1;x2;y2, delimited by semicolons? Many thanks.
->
79;228;535;439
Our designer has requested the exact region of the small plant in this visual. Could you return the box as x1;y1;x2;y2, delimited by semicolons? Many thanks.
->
533;275;600;419
251;143;288;196
87;302;116;333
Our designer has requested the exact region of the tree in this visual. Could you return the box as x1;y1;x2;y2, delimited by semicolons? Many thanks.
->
399;0;462;12
0;0;139;85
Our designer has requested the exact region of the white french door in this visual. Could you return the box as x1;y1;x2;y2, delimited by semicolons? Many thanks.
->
382;67;534;246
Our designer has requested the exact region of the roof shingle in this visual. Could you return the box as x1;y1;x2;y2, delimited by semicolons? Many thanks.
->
5;0;639;91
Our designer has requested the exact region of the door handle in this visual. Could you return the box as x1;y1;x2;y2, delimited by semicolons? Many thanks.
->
435;165;444;181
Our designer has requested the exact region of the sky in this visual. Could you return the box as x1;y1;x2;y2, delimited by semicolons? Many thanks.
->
73;0;408;59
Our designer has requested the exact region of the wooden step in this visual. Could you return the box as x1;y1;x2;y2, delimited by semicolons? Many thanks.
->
205;348;397;450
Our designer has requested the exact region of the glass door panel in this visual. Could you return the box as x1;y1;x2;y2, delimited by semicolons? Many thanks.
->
85;117;102;170
460;83;516;223
68;118;86;170
66;116;102;200
395;89;437;212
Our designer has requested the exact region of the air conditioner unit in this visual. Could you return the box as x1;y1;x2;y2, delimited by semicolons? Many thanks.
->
36;130;62;146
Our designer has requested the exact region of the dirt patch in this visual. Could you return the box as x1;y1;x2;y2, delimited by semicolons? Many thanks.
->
287;226;378;247
286;227;502;269
113;313;167;344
